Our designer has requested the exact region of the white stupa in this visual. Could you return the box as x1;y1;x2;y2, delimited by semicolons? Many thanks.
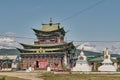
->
72;48;91;71
98;48;116;71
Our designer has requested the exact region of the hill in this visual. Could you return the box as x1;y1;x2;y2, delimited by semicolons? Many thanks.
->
76;49;120;58
0;49;20;55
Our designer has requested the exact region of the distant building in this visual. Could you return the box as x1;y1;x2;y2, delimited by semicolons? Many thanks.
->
0;49;18;71
17;19;75;70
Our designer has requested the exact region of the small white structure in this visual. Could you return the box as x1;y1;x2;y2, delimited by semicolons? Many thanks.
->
98;48;116;72
47;66;51;71
26;66;34;72
72;49;91;71
64;54;68;66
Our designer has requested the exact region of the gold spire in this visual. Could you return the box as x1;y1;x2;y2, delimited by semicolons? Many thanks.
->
49;18;52;26
50;18;52;23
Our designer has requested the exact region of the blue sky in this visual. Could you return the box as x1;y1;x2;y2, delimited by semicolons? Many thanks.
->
0;0;120;43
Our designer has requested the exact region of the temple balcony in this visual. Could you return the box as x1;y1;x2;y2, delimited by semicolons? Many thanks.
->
34;40;66;44
34;41;57;44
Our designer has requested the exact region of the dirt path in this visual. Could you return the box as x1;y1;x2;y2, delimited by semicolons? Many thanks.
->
0;72;43;80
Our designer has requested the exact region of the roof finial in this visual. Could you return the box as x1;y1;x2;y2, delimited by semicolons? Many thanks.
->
50;18;52;22
49;18;52;26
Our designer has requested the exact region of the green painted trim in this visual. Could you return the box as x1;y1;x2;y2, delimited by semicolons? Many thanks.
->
20;42;73;47
20;52;65;54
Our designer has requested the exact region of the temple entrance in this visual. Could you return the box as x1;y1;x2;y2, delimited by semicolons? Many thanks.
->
36;61;39;68
35;60;48;69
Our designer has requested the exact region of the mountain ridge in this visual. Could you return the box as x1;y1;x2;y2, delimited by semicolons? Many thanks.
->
0;49;20;55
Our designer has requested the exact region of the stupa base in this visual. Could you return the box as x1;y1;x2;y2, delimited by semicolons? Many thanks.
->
98;65;116;72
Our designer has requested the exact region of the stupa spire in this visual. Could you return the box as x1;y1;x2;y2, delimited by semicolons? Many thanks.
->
104;48;110;59
80;47;84;56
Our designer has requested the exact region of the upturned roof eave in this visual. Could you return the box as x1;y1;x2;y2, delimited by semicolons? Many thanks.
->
17;47;67;52
19;52;65;55
32;27;65;33
19;42;73;47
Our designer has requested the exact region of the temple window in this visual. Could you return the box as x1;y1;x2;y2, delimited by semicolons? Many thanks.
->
54;55;58;58
51;55;53;58
39;55;42;58
40;39;45;42
45;40;51;42
30;56;33;58
46;55;49;58
25;56;28;58
42;55;45;58
22;56;25;58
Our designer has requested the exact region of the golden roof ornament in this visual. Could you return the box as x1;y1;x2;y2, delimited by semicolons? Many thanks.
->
49;18;52;26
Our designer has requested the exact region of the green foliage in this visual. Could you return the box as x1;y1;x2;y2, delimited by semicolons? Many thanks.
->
61;65;68;70
117;67;120;72
117;58;120;65
17;61;22;70
117;58;120;72
0;77;5;80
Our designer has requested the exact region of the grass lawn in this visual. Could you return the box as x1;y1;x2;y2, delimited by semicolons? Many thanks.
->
40;72;120;80
0;75;29;80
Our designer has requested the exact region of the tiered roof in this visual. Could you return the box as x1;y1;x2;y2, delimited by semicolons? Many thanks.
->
18;18;75;54
19;42;73;48
32;18;65;37
18;42;74;53
33;27;65;37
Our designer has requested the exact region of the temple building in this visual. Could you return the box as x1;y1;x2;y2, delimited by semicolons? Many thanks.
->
0;49;18;71
17;18;75;70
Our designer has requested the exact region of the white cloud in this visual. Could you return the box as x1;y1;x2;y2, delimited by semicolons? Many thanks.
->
77;42;99;52
0;32;19;49
77;42;120;54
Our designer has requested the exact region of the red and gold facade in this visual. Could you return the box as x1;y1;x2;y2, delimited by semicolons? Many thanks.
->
17;19;75;70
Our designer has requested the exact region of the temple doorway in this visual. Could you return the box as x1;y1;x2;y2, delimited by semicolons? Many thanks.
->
36;61;39;68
